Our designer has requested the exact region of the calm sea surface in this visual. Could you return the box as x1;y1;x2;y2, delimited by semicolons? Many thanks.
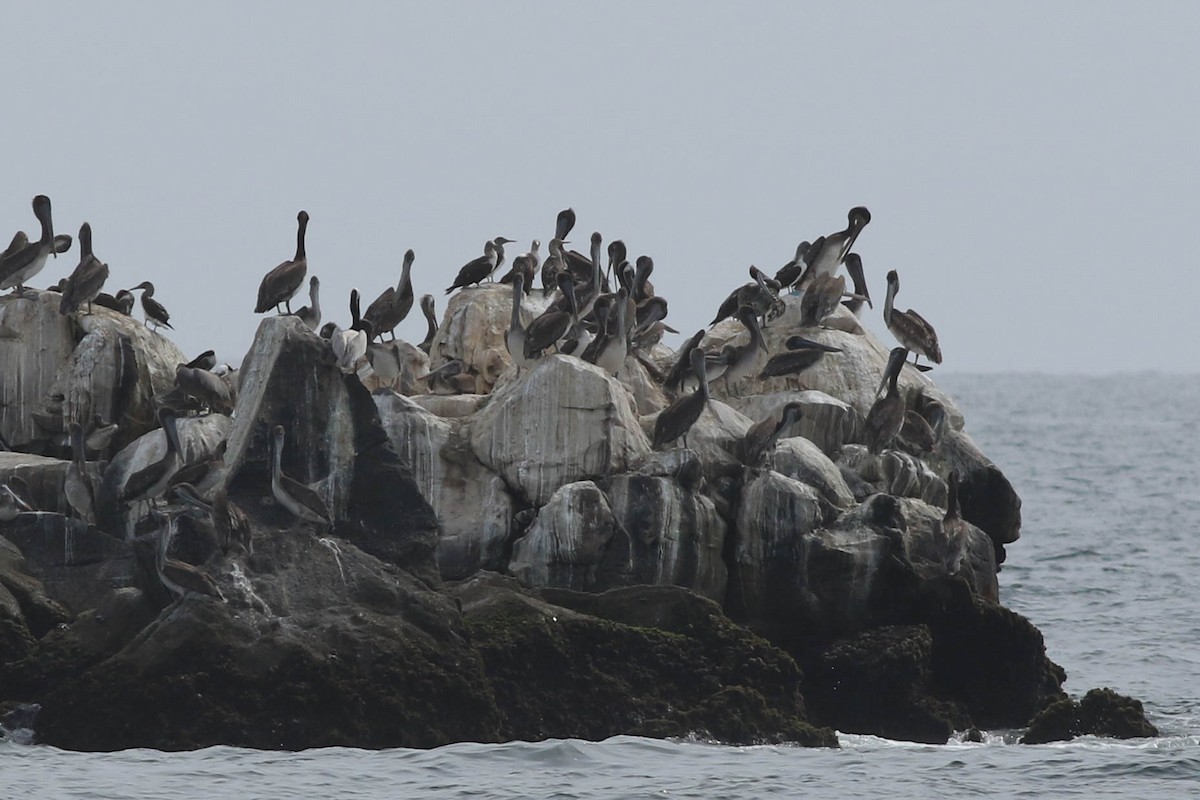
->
4;373;1199;799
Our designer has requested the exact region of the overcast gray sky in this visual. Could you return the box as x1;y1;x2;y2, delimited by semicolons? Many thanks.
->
5;2;1197;374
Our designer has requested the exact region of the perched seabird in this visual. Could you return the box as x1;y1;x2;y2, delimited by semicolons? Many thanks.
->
271;424;331;525
172;481;252;555
540;238;570;295
913;390;948;443
505;273;528;369
154;514;224;601
842;253;872;316
606;240;626;285
718;306;769;386
593;287;629;376
742;402;804;465
773;241;812;291
175;364;234;414
524;273;578;359
418;294;438;354
632;256;656;302
663;329;707;394
0;195;57;295
445;240;498;295
0;483;34;522
710;266;782;327
295;276;322;331
366;339;403;388
256;210;310;314
501;241;540;291
940;471;970;575
93;288;136;315
59;222;109;315
331;289;371;373
119;410;184;507
555;207;576;241
85;414;119;456
418;359;470;394
799;272;847;328
808;206;871;278
64;422;96;525
864;347;908;454
186;350;218;371
653;348;710;450
759;336;843;379
899;410;938;454
131;281;173;330
883;270;942;369
363;248;415;340
491;236;515;278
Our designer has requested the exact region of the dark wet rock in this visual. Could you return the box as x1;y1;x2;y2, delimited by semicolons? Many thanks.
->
1021;688;1158;744
927;430;1022;555
0;534;71;638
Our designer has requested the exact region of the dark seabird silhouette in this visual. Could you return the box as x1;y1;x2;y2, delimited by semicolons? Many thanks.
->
255;210;309;314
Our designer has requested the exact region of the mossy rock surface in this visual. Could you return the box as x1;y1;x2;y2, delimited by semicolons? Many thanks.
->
1022;687;1159;744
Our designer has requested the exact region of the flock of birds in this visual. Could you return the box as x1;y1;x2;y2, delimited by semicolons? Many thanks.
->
0;194;957;600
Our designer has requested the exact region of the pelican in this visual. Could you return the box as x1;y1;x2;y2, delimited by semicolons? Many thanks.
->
0;195;57;295
883;270;942;369
799;272;847;328
710;266;782;327
501;241;540;292
653;348;710;450
940;472;970;575
173;482;252;555
742;402;804;465
593;287;629;376
579;296;614;364
418;359;470;394
564;231;600;285
331;289;371;373
913;390;948;443
255;210;309;314
444;240;498;294
632;256;655;301
864;347;908;454
808;206;871;278
540;238;570;295
524;273;578;359
759;336;842;379
64;422;96;525
555;207;576;241
131;281;173;330
899;410;938;454
606;240;626;285
59;223;109;315
718;306;769;386
363;248;415;340
119;410;183;507
95;288;135;315
271;424;331;525
773;241;811;292
85;414;119;456
295;276;322;331
842;253;872;316
186;350;217;371
154;514;224;601
418;294;438;354
175;364;233;414
505;273;528;369
663;329;706;394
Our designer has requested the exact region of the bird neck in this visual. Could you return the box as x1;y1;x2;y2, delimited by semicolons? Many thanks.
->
295;217;308;261
883;279;897;323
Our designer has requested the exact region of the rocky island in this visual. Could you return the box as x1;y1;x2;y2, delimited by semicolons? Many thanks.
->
0;209;1155;750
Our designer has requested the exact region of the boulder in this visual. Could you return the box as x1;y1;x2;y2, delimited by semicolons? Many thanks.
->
471;356;650;506
726;390;862;456
839;444;947;506
1022;687;1158;744
767;437;856;509
0;451;101;517
0;534;71;638
925;430;1022;551
410;393;487;419
640;399;751;475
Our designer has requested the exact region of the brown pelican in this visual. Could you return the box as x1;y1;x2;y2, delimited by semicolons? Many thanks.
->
899;410;938;454
808;206;871;278
884;270;942;369
759;336;842;379
85;414;119;456
175;364;233;414
363;248;415;340
418;359;472;394
64;422;96;525
331;289;371;373
913;390;948;443
742;402;804;465
663;329;706;394
718;306;769;386
95;288;135;315
653;348;710;450
842;253;872;316
799;272;847;328
864;347;908;454
154;514;224;601
500;241;540;292
131;281;173;330
59;223;109;315
632;256;656;301
579;295;614;364
255;210;309;314
773;242;812;291
540;238;570;295
564;231;600;285
606;240;626;285
633;296;671;339
593;287;629;376
555;207;576;241
295;276;322;331
524;273;578;359
940;471;970;575
172;482;252;555
444;240;498;294
271;424;331;525
119;410;183;507
505;273;528;369
710;266;782;327
418;294;437;354
0;195;57;295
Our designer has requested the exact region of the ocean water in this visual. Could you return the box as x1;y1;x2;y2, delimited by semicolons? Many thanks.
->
3;373;1199;799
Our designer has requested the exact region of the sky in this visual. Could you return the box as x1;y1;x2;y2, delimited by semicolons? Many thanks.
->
4;2;1198;374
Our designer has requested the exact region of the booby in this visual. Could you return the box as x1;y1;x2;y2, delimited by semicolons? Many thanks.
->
363;248;415;340
366;339;403;389
154;514;224;601
555;207;576;241
742;402;804;465
172;482;252;554
331;289;371;373
808;206;871;278
255;210;309;314
593;287;629;376
131;281;173;330
864;347;908;454
271;424;331;525
524;273;578;359
773;241;812;291
119;410;183;507
59;223;109;316
444;240;498;294
186;350;218;371
883;270;942;369
418;294;438;354
758;336;843;379
295;276;322;331
64;422;96;525
653;348;710;450
0;195;57;295
505;273;528;369
491;236;515;278
842;253;872;317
